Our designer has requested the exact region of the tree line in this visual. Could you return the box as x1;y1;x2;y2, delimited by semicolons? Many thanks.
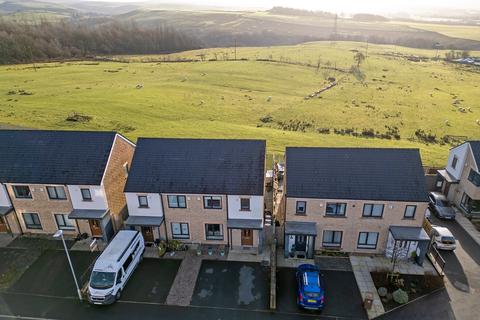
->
0;20;200;64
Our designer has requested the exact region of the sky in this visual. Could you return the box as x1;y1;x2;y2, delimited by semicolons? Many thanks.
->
117;0;480;13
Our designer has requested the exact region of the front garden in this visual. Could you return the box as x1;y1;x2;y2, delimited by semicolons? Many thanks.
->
371;271;444;311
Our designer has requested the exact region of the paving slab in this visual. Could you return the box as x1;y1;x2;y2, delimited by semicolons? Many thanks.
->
166;251;203;306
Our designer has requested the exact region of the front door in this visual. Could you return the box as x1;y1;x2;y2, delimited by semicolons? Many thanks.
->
241;229;254;246
89;219;103;238
295;235;307;252
0;216;8;233
141;226;154;243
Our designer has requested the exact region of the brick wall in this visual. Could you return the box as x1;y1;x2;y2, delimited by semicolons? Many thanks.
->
102;135;135;232
163;194;228;245
6;183;81;235
286;197;427;254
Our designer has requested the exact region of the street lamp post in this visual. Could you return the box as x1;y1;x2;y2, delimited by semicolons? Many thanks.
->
53;230;83;301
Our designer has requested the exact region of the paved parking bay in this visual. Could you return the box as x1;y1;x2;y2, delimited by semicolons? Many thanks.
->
8;250;98;297
120;259;181;303
276;268;367;319
191;260;269;310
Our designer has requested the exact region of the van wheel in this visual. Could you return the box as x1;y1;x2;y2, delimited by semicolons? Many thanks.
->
115;290;122;301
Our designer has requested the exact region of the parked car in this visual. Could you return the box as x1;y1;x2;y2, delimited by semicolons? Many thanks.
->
296;264;325;310
428;192;456;220
431;225;456;251
88;230;145;305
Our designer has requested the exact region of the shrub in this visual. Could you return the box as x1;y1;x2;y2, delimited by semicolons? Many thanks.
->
378;287;388;297
65;112;92;123
260;115;273;123
392;289;409;304
317;127;330;134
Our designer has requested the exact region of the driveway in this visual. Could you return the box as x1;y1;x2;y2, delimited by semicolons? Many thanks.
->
120;259;181;303
191;260;269;310
8;250;97;297
380;215;480;320
276;268;367;319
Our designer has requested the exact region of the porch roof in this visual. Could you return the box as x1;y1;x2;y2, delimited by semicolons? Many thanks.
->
227;219;263;230
285;221;317;236
437;169;460;184
125;215;164;227
0;206;13;217
389;226;430;242
68;209;109;220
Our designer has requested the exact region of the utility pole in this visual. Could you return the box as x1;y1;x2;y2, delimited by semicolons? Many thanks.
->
332;14;338;41
365;41;369;59
234;38;237;61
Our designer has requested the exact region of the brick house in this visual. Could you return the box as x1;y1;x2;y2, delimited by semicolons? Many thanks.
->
283;147;430;264
123;138;266;253
436;141;480;216
0;130;135;241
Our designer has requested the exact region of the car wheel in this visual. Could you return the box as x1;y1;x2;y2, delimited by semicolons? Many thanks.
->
115;290;122;301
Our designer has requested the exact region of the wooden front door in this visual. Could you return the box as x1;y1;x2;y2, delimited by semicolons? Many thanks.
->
0;216;8;233
141;226;154;243
241;229;254;246
89;219;103;238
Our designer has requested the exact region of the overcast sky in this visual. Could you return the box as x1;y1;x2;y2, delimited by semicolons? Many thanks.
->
116;0;480;13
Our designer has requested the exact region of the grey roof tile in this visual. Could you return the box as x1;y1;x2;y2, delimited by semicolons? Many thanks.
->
0;130;116;185
285;147;428;202
124;138;265;195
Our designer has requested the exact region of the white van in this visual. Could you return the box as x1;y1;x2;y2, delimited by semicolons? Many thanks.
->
431;225;456;251
88;230;145;305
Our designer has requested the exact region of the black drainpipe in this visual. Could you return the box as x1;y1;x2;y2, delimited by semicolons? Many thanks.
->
159;194;168;243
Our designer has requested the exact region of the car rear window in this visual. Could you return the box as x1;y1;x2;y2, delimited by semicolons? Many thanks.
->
441;236;455;243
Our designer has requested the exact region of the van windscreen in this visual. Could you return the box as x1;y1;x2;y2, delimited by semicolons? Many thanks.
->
90;271;116;289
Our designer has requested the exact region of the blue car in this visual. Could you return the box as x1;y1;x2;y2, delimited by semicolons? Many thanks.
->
296;264;325;310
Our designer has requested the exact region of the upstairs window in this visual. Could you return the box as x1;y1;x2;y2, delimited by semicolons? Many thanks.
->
296;201;306;214
451;155;458;169
204;196;222;209
404;205;417;219
362;204;384;218
240;198;251;211
168;195;187;208
81;188;92;201
138;195;149;208
326;203;347;216
468;169;480;187
13;185;32;199
47;186;67;200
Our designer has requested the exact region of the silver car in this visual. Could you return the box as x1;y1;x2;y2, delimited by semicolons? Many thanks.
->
428;192;456;220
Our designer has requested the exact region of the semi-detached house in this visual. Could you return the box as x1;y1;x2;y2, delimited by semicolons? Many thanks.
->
123;138;266;253
0;130;135;241
283;147;430;264
436;141;480;216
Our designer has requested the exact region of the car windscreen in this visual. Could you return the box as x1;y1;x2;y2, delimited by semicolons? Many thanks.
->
90;271;116;289
437;199;449;207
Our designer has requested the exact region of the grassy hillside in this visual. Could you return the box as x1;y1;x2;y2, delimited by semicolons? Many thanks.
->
393;21;480;42
1;41;479;166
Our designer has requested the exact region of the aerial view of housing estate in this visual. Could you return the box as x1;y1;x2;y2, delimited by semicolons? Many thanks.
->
0;0;479;319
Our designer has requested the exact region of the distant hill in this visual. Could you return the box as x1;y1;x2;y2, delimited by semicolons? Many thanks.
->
352;13;389;22
0;0;76;15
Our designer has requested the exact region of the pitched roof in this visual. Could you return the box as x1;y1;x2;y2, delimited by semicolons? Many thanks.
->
468;141;480;168
124;138;265;195
0;130;117;185
285;147;428;202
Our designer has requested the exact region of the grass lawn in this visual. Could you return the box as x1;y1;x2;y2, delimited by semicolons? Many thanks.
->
1;41;479;166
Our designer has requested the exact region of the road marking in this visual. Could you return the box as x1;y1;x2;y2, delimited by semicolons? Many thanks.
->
0;315;58;320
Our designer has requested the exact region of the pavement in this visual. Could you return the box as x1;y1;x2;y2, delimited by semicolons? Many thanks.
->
166;251;202;306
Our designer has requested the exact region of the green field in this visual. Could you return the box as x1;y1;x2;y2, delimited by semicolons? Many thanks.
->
1;41;480;166
393;21;480;42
